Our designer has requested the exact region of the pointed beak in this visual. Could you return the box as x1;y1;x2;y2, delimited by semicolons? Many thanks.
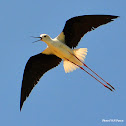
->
31;36;42;43
31;36;42;39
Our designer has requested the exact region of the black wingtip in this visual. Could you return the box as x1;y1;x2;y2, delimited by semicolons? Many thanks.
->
20;95;25;111
111;15;119;19
105;15;119;24
20;102;23;111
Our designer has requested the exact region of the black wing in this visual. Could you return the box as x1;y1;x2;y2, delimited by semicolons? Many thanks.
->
20;53;61;110
63;15;118;48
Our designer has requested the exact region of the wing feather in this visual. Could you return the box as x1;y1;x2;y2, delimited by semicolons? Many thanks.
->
20;53;61;110
62;15;118;48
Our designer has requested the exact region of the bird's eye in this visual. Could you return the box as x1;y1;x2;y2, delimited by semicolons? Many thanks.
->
44;35;46;37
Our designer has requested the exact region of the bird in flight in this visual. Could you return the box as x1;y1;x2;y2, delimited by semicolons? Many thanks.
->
20;15;118;110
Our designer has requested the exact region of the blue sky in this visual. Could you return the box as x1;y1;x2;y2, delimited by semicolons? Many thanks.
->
0;0;125;126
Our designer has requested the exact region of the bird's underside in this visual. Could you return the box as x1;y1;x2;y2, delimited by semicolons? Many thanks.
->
20;15;118;110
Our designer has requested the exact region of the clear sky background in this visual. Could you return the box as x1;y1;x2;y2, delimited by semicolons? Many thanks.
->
0;0;125;126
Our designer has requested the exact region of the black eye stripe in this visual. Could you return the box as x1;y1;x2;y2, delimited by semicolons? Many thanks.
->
44;35;46;37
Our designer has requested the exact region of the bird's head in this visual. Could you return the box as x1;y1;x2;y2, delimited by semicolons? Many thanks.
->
32;34;51;43
40;34;51;42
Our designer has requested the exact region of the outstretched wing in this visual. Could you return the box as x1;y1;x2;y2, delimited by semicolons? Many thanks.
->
57;15;118;48
20;53;61;110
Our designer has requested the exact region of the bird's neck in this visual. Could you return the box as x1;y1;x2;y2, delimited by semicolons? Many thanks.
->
44;37;54;46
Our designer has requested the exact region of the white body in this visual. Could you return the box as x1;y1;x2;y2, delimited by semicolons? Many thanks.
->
41;34;87;73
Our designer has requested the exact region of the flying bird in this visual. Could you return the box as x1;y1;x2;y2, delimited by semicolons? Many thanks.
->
20;15;118;110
